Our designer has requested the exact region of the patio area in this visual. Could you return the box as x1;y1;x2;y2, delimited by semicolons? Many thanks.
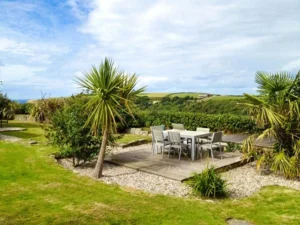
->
105;144;243;181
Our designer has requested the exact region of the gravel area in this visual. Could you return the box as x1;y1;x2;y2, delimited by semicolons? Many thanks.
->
222;162;300;198
58;144;300;199
59;158;191;197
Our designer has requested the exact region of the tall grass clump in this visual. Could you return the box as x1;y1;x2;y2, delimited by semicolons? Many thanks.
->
187;167;227;198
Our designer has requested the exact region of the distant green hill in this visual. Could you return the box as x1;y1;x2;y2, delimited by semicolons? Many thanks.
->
139;92;215;100
136;93;247;115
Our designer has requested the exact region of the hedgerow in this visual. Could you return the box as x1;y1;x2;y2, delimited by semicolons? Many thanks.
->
136;111;257;133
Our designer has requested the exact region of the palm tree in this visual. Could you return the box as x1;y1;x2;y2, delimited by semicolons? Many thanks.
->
76;58;145;178
240;71;300;178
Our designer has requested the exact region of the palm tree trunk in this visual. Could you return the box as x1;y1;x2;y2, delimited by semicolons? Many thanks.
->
93;127;109;178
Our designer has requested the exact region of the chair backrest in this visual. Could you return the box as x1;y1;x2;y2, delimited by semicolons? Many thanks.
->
152;130;164;142
168;131;181;144
211;131;223;143
150;125;164;131
196;127;210;133
172;123;185;130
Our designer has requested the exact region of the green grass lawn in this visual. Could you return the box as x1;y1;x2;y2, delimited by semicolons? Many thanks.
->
0;122;300;224
2;120;47;143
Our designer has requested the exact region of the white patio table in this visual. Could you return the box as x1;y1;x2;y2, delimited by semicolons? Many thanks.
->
163;130;211;161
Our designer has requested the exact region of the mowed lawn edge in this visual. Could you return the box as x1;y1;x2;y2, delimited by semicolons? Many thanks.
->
0;123;300;224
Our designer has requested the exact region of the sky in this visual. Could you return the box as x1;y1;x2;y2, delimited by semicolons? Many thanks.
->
1;0;300;99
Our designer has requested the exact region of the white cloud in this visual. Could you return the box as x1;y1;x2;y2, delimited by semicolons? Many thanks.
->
282;58;300;72
0;37;68;65
2;0;300;98
0;64;46;83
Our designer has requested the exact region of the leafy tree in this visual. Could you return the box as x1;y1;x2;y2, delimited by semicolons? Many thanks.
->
46;95;102;166
76;58;145;178
0;93;17;120
241;71;300;178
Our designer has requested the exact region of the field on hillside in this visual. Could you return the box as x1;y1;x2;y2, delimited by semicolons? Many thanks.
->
205;95;245;101
140;92;244;100
139;93;171;98
140;92;208;99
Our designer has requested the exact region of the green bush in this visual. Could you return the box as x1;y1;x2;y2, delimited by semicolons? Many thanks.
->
225;142;242;152
14;103;33;114
139;111;257;133
0;93;17;119
30;97;65;123
187;167;227;198
45;95;102;166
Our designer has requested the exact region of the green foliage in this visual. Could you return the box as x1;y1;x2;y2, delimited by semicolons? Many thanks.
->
139;111;257;133
45;95;102;166
188;167;227;198
0;93;17;119
76;58;145;178
14;102;33;114
225;142;242;152
30;96;65;123
135;95;247;115
241;70;300;179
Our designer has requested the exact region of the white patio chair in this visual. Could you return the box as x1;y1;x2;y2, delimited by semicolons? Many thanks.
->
150;126;164;153
196;127;211;144
171;123;185;130
152;130;170;157
199;131;223;161
168;131;189;160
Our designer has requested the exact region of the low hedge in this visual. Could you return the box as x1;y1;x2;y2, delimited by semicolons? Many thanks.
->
136;111;257;133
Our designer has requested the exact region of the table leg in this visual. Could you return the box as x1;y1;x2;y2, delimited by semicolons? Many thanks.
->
191;137;195;161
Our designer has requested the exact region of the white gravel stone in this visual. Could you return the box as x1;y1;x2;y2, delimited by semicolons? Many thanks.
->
59;158;191;197
222;162;300;198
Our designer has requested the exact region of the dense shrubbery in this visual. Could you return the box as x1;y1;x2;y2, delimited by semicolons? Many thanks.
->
187;167;227;198
0;93;18;120
138;111;257;133
45;95;103;166
14;103;33;114
242;71;300;179
135;95;247;115
30;97;65;122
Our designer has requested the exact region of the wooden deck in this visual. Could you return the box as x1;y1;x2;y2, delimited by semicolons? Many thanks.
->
105;133;274;181
222;134;275;147
105;145;243;181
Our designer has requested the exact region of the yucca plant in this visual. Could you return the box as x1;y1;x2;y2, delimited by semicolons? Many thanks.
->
76;58;145;178
240;71;300;178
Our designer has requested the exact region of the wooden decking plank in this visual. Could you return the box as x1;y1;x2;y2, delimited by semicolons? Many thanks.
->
105;145;244;181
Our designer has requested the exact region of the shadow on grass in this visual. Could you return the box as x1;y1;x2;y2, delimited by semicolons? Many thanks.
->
4;121;44;129
2;131;42;139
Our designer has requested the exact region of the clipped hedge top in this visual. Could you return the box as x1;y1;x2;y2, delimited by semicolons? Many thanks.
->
139;111;257;133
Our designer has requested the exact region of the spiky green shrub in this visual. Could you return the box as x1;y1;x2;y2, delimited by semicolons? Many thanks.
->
241;71;300;179
187;167;227;198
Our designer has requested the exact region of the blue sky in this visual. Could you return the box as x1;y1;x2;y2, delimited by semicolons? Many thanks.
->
1;0;300;99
